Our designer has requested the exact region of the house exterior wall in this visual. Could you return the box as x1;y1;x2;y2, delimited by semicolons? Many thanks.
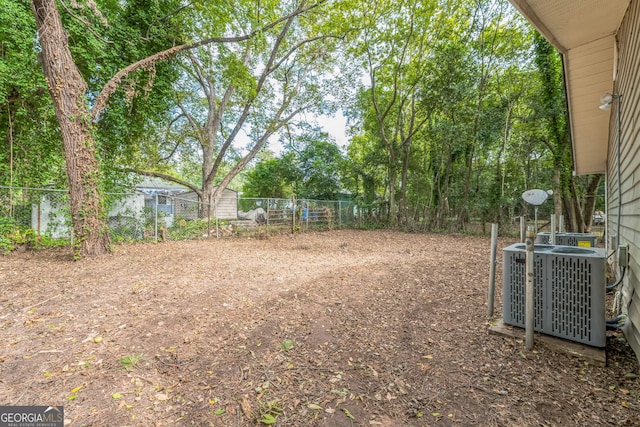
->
608;0;640;363
32;193;145;239
31;195;71;238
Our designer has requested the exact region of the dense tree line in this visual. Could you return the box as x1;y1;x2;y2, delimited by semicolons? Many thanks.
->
0;0;602;255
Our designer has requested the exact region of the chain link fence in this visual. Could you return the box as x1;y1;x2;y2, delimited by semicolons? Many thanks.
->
0;186;359;251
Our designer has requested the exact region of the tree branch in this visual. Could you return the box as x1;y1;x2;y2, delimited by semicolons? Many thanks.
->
123;168;201;194
59;0;113;44
91;0;325;122
205;1;305;186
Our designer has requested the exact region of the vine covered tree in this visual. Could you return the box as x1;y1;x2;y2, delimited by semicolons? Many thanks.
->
29;0;325;257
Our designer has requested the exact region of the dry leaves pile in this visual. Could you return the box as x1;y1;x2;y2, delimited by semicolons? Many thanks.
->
0;230;638;426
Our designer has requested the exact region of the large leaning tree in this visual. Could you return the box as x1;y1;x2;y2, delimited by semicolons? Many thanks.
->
30;0;323;257
124;0;354;214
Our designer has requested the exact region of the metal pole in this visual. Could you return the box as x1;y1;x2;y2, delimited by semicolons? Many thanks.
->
154;194;158;243
292;195;296;233
207;193;212;238
487;223;499;317
525;225;535;350
534;206;539;234
215;198;219;240
267;198;270;227
550;214;556;245
520;216;526;243
559;215;564;233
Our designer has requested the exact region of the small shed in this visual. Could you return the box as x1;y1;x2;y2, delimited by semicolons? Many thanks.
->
135;177;190;227
175;187;239;221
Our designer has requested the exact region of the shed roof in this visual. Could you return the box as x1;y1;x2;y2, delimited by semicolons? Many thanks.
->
508;0;631;174
136;177;189;194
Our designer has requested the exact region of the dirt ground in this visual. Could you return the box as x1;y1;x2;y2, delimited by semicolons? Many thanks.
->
0;229;638;426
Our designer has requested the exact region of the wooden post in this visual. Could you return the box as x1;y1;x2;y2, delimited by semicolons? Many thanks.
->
525;226;535;350
487;223;499;317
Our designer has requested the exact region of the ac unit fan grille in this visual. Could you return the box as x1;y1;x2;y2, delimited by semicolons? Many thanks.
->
550;257;594;343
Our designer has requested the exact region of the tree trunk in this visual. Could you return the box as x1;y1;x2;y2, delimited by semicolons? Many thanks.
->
32;0;110;257
399;139;410;227
388;168;397;227
565;178;581;233
583;175;602;231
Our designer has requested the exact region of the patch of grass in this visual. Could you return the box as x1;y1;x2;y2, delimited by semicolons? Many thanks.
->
280;339;294;352
119;354;144;370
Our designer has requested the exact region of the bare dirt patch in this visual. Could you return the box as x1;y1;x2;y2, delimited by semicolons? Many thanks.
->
0;230;638;426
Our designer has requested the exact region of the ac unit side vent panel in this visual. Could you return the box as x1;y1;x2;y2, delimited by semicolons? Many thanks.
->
503;251;545;330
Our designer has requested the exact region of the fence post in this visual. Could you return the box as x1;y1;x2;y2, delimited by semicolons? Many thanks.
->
291;195;296;233
154;194;158;243
215;198;219;239
207;193;212;238
487;223;499;317
37;200;41;237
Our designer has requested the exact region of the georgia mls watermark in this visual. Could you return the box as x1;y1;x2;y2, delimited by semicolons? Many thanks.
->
0;406;63;427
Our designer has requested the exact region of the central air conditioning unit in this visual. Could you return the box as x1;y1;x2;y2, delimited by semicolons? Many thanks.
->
535;232;598;247
502;243;606;347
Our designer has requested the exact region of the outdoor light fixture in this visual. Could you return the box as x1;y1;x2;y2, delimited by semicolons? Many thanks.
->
599;93;619;111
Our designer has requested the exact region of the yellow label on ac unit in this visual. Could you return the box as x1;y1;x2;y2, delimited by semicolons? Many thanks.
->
578;241;592;247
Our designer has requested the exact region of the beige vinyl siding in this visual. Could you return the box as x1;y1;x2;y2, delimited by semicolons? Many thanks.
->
213;190;238;220
174;189;238;221
608;0;640;363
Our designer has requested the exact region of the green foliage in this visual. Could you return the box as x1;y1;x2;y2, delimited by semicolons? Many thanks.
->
0;217;68;254
340;0;578;230
0;1;65;188
119;354;144;370
280;339;294;351
295;138;345;200
168;217;210;240
257;399;283;425
0;217;17;254
242;156;295;198
1;0;595;236
244;132;347;200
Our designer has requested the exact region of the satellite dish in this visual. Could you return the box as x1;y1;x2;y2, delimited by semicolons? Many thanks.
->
522;189;549;206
